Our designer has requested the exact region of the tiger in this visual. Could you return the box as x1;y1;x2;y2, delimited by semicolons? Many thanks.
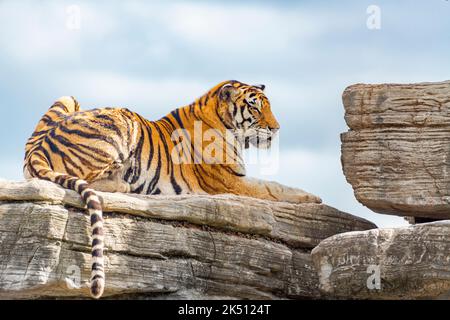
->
23;80;322;299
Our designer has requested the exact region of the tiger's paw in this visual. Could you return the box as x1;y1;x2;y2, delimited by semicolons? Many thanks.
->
281;192;322;204
297;192;322;204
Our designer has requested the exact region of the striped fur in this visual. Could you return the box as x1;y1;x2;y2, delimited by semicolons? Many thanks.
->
24;80;291;299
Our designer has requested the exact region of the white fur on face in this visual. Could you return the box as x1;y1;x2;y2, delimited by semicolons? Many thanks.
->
234;107;243;124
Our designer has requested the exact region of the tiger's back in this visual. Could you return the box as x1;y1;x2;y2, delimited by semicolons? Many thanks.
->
25;105;141;182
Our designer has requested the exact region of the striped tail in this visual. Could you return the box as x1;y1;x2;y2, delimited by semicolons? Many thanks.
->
24;97;105;299
28;162;106;298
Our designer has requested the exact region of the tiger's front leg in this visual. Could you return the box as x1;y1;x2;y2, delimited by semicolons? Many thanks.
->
234;177;322;204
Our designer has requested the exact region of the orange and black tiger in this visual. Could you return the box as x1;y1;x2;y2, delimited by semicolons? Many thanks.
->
24;80;321;299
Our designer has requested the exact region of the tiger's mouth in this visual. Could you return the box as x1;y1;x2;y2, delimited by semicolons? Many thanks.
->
245;129;274;149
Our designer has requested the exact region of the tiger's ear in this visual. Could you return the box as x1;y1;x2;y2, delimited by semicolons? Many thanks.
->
254;84;265;91
219;84;239;101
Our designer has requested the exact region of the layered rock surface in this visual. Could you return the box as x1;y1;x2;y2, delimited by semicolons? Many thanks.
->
0;179;375;299
312;220;450;299
341;81;450;219
335;81;450;300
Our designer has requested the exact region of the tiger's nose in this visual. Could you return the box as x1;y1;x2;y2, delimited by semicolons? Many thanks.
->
269;122;280;133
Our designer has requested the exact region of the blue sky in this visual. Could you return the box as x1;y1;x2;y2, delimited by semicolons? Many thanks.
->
1;0;449;227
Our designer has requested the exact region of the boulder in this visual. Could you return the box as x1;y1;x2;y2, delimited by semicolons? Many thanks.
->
311;220;450;299
0;179;375;299
341;81;450;219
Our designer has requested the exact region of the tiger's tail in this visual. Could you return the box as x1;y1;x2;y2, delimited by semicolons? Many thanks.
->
33;168;105;298
24;97;105;299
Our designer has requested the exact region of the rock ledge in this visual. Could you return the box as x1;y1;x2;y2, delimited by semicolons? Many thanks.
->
0;179;374;299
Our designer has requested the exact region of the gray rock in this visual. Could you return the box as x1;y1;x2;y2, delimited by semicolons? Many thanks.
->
311;220;450;299
0;179;375;299
0;179;375;249
341;81;450;219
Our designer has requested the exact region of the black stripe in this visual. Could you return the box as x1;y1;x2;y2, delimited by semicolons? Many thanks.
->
27;160;39;178
154;122;182;194
50;129;110;164
91;274;103;281
120;111;133;147
91;262;103;271
67;178;77;190
55;175;65;185
146;144;162;194
47;108;65;117
92;227;104;236
170;174;182;195
42;115;56;127
154;124;170;175
44;136;61;159
32;129;51;137
64;147;98;173
130;127;145;184
224;166;245;177
133;182;145;194
59;126;121;151
88;199;102;211
170;109;184;128
82;190;96;202
193;165;216;192
124;167;133;183
160;116;176;129
95;114;123;137
197;165;228;189
90;213;103;226
78;183;88;194
52;101;70;113
145;124;154;170
233;104;238;117
92;238;102;247
61;151;83;176
70;117;102;134
204;93;211;106
92;249;103;258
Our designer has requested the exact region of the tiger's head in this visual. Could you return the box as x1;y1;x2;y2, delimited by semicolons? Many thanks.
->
217;81;280;149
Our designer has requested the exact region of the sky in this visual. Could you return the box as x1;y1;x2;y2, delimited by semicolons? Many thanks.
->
1;0;449;228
